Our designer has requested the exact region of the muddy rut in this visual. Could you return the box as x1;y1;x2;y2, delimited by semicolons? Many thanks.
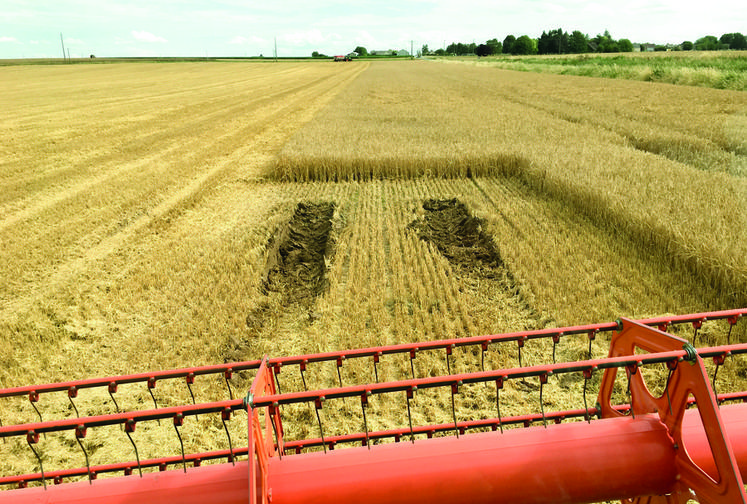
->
409;198;505;277
263;202;336;305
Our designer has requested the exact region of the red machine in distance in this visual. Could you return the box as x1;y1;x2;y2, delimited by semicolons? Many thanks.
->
1;309;746;504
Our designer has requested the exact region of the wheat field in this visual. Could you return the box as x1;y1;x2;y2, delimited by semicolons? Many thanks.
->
1;60;746;492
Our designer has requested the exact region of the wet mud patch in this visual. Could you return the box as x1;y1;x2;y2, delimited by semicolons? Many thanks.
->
262;201;335;304
408;198;505;278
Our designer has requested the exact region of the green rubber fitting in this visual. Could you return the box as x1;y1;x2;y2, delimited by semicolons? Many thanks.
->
682;343;698;363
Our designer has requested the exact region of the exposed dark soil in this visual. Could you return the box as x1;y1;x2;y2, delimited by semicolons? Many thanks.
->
263;201;335;304
408;198;504;277
236;202;335;358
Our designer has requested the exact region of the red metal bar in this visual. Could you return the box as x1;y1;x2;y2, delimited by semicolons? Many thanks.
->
7;344;745;440
2;308;742;400
282;389;747;452
0;361;262;398
2;344;746;477
250;344;747;409
0;399;244;438
282;408;595;452
10;389;747;487
5;404;747;504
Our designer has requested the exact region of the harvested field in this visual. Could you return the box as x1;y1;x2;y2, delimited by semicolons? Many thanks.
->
1;60;746;495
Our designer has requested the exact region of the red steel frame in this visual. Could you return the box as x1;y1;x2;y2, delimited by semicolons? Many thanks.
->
1;308;746;504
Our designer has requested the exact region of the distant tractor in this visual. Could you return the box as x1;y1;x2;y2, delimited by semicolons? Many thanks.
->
333;52;357;62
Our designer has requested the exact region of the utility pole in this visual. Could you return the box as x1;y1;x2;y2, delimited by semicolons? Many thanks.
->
411;40;413;58
60;33;66;62
274;37;277;62
67;48;71;61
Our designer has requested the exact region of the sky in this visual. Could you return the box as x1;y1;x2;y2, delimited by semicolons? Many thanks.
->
1;0;745;59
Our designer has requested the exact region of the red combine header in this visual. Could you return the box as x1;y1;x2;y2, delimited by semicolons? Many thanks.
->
2;309;746;503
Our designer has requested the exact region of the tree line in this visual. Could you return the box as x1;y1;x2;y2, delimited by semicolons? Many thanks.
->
423;30;747;56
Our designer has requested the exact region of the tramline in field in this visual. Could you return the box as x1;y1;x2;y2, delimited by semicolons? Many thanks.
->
2;308;746;504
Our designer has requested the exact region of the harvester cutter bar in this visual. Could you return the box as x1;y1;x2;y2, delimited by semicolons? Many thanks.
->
2;309;746;503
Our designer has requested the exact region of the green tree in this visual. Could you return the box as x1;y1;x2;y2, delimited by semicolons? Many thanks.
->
512;35;537;55
421;44;430;56
618;39;633;52
538;30;552;54
486;38;502;55
503;35;516;54
311;51;320;58
445;42;477;55
568;30;588;53
721;33;747;50
594;30;619;52
682;41;694;50
733;33;747;50
538;29;568;54
475;44;490;57
353;46;368;57
695;36;719;50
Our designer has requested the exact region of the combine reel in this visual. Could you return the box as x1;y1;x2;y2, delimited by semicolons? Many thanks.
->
2;309;746;504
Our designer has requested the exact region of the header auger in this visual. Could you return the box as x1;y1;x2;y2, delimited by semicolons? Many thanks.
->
2;308;746;504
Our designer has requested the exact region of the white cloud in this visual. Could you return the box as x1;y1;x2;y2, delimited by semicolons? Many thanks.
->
0;36;19;43
132;30;167;43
